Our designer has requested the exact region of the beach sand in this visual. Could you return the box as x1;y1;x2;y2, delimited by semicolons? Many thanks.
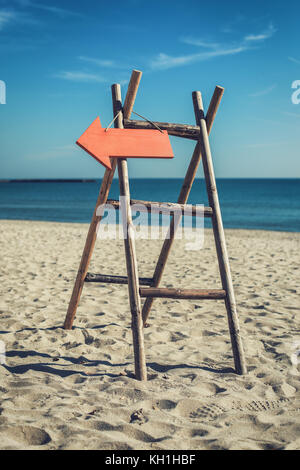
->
0;219;299;450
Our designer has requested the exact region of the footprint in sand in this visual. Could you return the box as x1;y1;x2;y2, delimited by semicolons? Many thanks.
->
2;425;51;447
190;428;210;438
149;399;177;411
237;398;291;413
177;397;292;423
190;404;226;420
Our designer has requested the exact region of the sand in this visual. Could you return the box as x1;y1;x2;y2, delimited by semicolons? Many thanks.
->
0;219;299;450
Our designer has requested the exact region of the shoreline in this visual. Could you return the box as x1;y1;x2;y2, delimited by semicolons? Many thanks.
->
1;218;300;235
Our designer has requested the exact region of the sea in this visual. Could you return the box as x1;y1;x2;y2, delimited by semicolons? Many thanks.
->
0;178;299;232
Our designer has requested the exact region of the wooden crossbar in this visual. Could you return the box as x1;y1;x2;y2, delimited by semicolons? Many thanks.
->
124;119;200;140
140;288;226;300
106;199;213;217
85;273;153;286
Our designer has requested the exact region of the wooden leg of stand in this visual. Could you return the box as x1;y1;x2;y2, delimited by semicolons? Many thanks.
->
63;70;142;330
63;162;117;330
193;91;247;375
142;86;224;326
112;83;147;381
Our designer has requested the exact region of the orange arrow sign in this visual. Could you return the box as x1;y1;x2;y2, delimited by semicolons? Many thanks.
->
76;117;174;170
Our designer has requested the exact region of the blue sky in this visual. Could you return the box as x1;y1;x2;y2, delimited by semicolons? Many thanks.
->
0;0;299;178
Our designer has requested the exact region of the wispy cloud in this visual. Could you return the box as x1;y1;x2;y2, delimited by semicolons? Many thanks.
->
0;9;17;30
0;0;77;33
288;56;300;65
150;47;246;70
78;56;117;68
0;6;40;31
14;0;80;18
150;22;277;70
78;56;131;71
54;71;107;83
72;56;130;86
249;84;277;97
54;57;131;85
244;22;276;42
181;37;220;49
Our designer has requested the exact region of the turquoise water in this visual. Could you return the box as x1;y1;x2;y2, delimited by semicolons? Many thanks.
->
0;178;299;232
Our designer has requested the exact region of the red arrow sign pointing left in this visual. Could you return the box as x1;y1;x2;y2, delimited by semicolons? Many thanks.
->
76;117;174;170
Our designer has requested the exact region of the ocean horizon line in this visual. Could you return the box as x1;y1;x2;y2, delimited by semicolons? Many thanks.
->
1;177;299;183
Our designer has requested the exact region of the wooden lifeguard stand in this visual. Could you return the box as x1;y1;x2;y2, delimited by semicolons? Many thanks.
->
63;69;247;381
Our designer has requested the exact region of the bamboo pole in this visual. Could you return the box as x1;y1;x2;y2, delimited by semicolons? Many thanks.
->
140;288;226;300
63;70;142;330
107;199;213;217
124;119;201;140
142;86;224;326
112;83;147;382
85;273;153;286
123;70;142;120
192;90;247;375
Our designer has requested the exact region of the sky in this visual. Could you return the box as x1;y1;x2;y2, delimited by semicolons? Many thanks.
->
0;0;299;179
